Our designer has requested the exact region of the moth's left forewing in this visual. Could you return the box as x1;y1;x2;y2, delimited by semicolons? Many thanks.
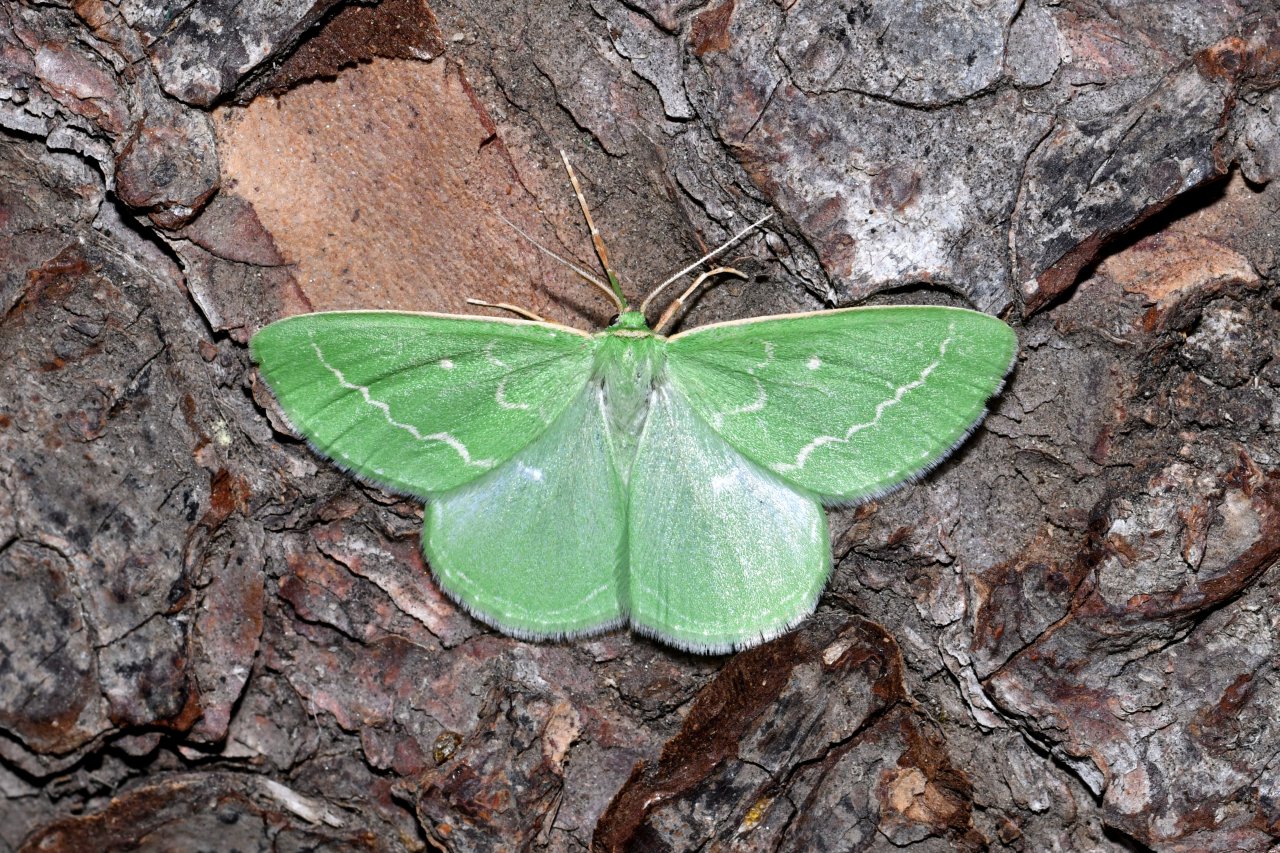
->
665;306;1017;503
250;311;598;497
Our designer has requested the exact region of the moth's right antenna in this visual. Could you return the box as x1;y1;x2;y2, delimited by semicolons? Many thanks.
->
640;213;773;318
653;267;746;334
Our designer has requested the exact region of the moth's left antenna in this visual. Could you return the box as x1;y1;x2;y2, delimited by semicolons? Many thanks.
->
465;298;548;322
560;151;628;311
493;210;624;312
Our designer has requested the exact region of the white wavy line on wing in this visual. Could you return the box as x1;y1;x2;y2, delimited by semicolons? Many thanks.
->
310;340;495;469
708;340;774;429
772;325;955;474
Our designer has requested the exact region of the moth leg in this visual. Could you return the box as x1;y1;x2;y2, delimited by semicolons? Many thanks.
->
653;267;746;334
465;298;547;323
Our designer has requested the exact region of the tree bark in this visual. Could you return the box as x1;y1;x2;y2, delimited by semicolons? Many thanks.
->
2;0;1278;850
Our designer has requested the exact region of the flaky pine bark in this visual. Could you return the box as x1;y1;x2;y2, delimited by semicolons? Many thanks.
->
2;1;1279;850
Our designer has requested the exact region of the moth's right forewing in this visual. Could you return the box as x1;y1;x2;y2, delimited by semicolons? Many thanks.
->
250;311;596;496
665;306;1016;502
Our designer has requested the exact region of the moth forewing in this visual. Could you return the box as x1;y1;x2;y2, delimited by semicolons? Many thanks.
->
665;305;1017;503
250;310;599;496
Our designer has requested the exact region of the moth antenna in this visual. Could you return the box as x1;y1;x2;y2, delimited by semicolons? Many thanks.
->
654;267;747;334
640;213;774;317
465;298;548;322
560;150;627;309
493;210;624;311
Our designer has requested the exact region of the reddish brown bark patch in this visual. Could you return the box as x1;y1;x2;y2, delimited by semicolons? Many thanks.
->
691;0;735;56
595;619;982;850
254;0;446;97
18;773;379;852
216;58;617;328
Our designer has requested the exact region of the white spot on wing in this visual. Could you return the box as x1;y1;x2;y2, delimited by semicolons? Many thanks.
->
807;356;821;370
440;359;455;370
772;324;956;474
516;462;546;482
309;340;495;469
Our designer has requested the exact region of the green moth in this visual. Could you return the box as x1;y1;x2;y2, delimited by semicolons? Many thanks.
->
251;157;1016;653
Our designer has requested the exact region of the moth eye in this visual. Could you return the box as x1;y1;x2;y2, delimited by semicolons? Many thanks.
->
609;313;621;326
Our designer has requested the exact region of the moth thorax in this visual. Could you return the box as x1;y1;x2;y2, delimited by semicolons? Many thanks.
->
596;337;665;480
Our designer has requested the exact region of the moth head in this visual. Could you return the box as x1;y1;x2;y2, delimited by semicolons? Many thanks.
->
610;311;651;332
